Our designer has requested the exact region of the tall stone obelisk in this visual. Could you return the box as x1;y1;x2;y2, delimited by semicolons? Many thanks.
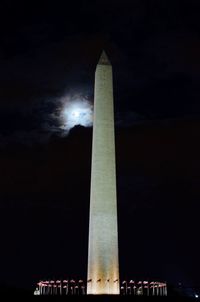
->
87;51;119;295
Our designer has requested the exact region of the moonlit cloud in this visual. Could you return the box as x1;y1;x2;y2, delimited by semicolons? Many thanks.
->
47;93;93;136
60;96;93;131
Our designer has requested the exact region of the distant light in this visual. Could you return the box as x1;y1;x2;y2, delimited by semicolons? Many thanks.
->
195;294;199;298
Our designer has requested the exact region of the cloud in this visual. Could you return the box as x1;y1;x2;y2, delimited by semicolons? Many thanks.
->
0;91;94;146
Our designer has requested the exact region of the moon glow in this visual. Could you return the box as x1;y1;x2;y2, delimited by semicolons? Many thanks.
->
60;97;93;131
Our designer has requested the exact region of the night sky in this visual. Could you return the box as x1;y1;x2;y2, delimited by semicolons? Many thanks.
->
0;0;200;292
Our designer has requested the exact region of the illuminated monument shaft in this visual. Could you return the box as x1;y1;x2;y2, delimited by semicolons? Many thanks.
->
87;51;119;295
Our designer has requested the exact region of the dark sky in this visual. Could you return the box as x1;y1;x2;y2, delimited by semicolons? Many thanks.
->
0;0;200;292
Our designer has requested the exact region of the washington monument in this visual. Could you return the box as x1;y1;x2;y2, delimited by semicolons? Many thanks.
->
87;51;119;295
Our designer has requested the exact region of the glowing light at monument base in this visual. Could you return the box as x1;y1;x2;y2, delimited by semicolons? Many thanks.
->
87;268;120;295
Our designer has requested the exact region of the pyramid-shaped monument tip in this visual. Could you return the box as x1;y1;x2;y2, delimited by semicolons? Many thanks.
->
98;50;111;65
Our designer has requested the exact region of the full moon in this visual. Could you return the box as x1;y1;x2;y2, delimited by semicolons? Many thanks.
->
72;111;80;118
60;98;93;131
